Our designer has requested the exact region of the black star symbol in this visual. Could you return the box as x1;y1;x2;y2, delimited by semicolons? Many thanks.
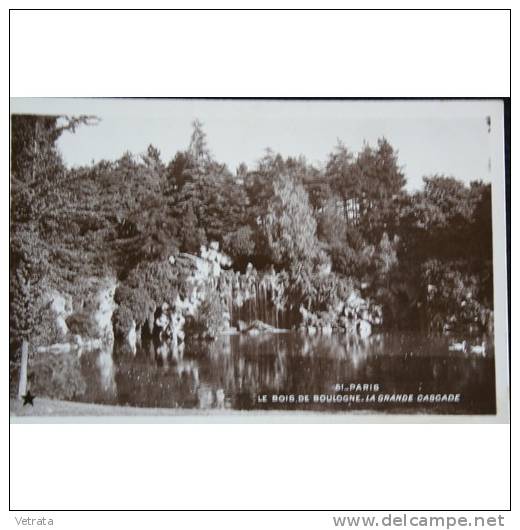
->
22;390;35;406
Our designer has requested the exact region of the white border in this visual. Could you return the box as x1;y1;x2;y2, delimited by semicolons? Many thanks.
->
6;8;511;515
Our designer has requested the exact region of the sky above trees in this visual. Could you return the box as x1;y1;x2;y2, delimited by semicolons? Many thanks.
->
10;98;500;191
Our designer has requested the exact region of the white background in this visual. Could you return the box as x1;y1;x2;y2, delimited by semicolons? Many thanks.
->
4;6;514;528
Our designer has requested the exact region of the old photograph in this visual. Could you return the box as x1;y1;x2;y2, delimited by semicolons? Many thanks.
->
9;98;508;420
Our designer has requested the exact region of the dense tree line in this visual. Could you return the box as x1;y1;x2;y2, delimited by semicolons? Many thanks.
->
10;115;494;390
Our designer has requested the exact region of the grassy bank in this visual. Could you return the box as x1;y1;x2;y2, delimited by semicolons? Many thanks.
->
9;397;235;417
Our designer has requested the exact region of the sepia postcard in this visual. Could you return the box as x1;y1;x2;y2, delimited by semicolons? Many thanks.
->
9;98;510;423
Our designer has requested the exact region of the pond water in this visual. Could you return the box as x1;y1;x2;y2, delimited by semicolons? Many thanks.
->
77;332;496;414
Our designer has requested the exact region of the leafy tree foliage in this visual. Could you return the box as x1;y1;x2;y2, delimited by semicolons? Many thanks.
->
262;174;319;269
10;115;96;350
168;122;251;263
400;176;492;266
10;114;495;387
10;114;98;394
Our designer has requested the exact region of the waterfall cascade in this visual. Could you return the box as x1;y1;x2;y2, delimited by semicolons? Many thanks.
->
218;264;294;330
151;242;383;345
151;243;289;344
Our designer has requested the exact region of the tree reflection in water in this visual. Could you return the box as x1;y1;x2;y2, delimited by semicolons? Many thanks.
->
77;331;496;414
